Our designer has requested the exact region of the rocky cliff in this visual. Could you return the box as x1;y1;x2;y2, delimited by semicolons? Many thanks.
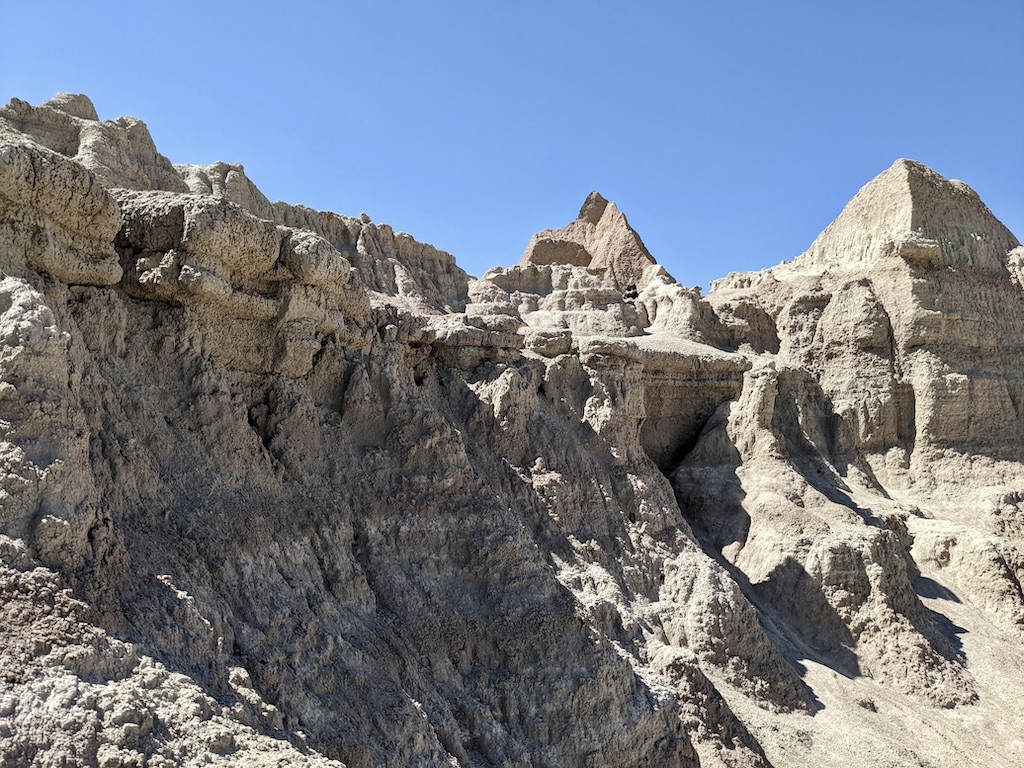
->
0;94;1021;768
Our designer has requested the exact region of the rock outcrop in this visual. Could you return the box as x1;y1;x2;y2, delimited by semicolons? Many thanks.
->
519;191;657;291
1;94;1023;768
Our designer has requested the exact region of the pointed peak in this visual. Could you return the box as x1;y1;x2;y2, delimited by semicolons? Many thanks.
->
858;158;949;203
579;191;609;224
519;191;657;289
889;157;932;174
797;159;1018;272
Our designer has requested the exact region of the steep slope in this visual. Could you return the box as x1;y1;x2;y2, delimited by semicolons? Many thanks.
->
1;94;1022;768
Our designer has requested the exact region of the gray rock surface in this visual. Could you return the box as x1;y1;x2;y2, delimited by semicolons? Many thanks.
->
1;94;1022;768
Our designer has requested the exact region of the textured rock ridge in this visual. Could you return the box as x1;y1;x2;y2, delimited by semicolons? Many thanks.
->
519;191;658;290
1;93;190;193
797;158;1019;272
176;161;277;220
1;94;1023;768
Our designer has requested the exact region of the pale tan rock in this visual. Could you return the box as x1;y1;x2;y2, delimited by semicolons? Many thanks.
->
2;97;1024;768
41;91;100;121
274;202;470;313
484;263;648;337
519;191;658;290
798;158;1018;273
0;540;344;767
175;161;275;220
0;135;122;285
673;362;978;707
1;94;190;193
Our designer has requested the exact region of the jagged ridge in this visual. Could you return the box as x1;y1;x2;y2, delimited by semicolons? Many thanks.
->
0;93;1022;768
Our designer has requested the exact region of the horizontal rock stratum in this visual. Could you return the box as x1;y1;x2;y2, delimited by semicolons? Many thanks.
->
1;93;1022;768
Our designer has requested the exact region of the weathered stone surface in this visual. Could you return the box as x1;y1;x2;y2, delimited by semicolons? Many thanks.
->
175;161;276;220
798;158;1018;272
1;95;1023;768
485;263;648;337
520;191;658;290
0;108;123;286
1;93;190;193
273;202;471;314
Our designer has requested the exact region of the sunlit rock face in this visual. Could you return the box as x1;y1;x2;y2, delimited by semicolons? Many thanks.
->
519;190;658;291
1;94;1022;768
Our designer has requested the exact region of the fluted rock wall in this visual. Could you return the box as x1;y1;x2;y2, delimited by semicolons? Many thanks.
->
1;94;1022;768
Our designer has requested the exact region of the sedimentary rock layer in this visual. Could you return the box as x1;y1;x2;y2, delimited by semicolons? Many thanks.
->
1;94;1022;768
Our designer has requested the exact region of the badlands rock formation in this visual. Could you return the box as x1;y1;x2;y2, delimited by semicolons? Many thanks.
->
0;93;1022;768
519;191;657;291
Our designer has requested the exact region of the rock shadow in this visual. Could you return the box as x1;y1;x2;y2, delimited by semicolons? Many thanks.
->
914;575;961;603
669;404;862;695
671;466;831;711
917;606;968;664
911;576;968;663
753;557;862;679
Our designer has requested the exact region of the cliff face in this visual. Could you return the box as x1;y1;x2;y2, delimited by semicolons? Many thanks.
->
0;94;1022;768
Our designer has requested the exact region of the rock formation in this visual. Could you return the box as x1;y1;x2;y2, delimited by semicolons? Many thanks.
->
1;94;1022;768
519;191;657;291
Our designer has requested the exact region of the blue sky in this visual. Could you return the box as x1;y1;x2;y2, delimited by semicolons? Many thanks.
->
3;1;1021;289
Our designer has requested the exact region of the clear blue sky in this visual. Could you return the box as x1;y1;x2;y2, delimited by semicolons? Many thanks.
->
3;1;1021;289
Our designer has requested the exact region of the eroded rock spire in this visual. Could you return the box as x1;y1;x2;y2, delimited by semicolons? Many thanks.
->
519;190;657;289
